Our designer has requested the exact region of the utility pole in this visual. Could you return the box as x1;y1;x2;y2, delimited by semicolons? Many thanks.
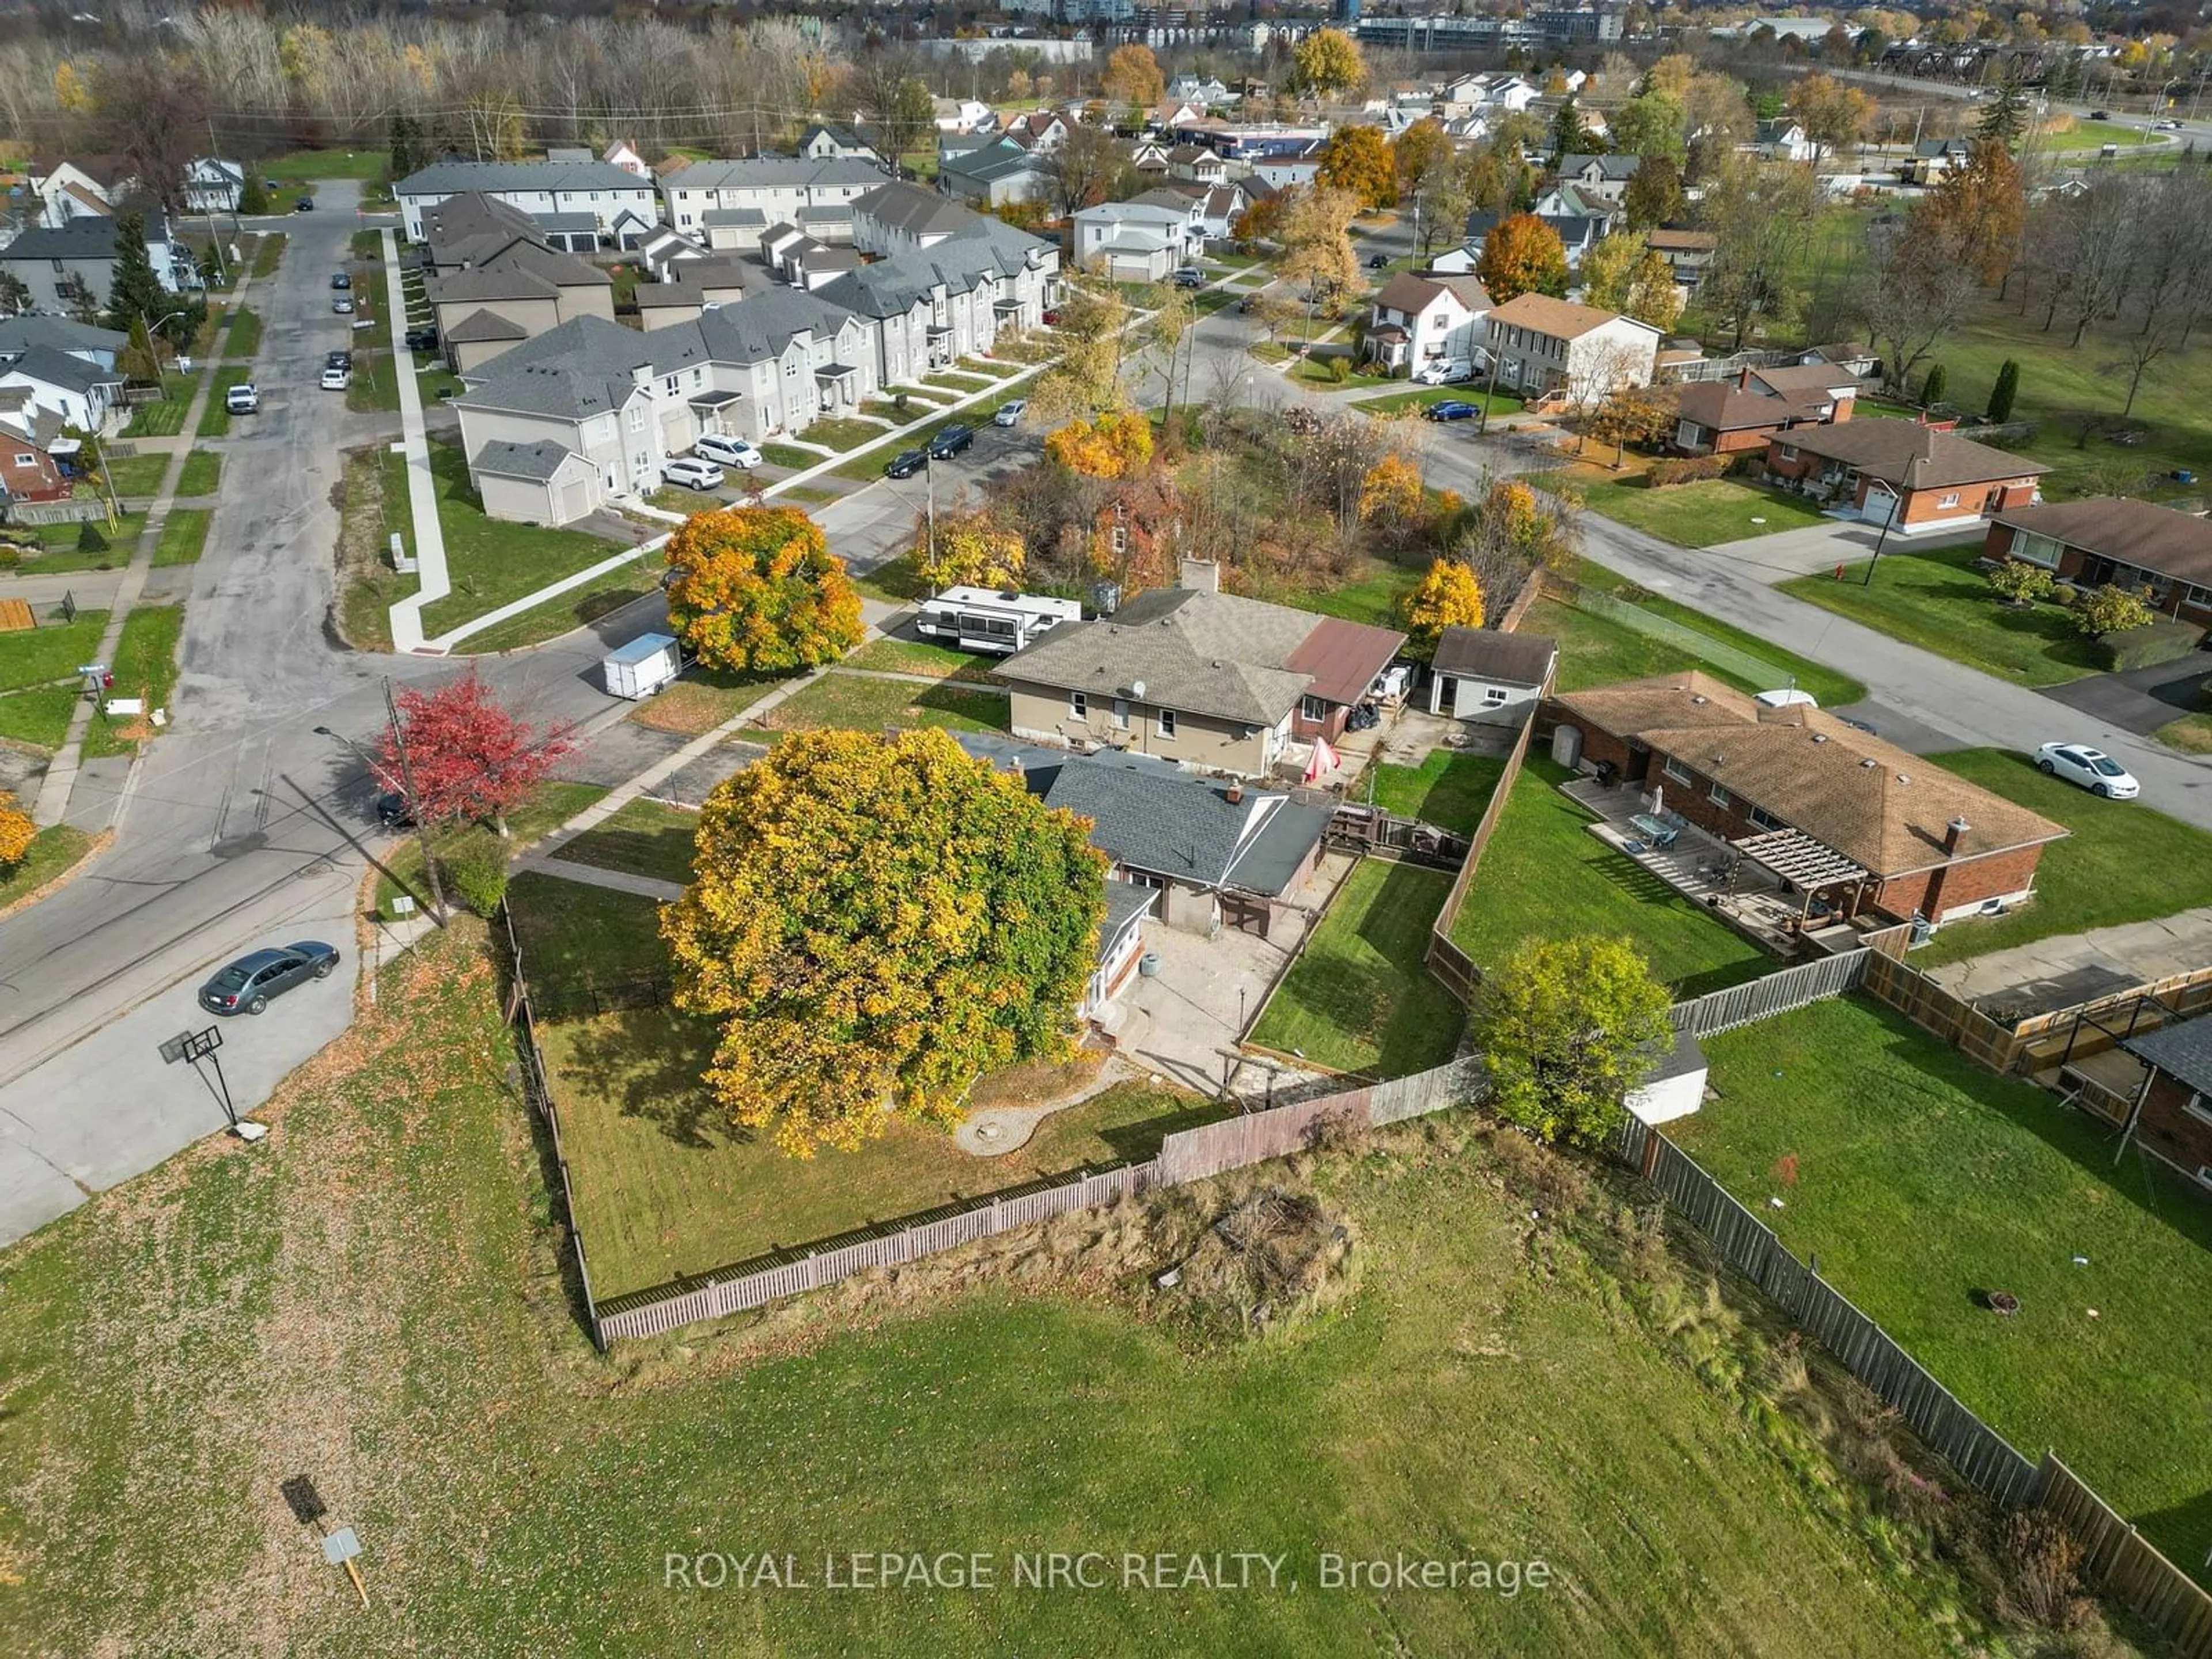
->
383;678;449;923
202;111;229;285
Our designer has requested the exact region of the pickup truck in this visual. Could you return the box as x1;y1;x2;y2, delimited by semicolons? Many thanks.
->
225;381;259;414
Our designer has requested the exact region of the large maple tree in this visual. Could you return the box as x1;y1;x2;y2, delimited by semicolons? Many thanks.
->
662;505;864;673
377;669;575;837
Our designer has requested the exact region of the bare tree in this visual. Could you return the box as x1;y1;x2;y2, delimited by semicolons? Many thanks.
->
1858;211;1979;392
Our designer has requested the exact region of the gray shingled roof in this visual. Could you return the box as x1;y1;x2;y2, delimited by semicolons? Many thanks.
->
700;207;767;229
816;214;1047;320
662;157;885;192
0;213;170;264
532;211;600;235
854;181;975;238
2123;1015;2212;1099
397;160;649;197
471;438;578;482
0;316;125;357
1431;627;1558;685
1097;878;1156;964
444;308;531;344
0;344;121;396
1041;755;1255;885
1001;589;1322;726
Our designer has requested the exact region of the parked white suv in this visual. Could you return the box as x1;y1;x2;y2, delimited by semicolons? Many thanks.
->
225;382;259;414
693;434;760;469
662;457;726;492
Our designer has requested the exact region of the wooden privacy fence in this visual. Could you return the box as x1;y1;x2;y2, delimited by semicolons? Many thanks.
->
1616;1116;2212;1657
2036;1456;2212;1659
1669;949;1870;1039
594;1058;1484;1345
1426;709;1533;1005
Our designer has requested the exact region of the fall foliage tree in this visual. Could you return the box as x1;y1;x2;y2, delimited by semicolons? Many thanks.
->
1580;233;1683;331
1026;276;1131;419
0;791;33;869
1986;561;2055;605
1318;123;1396;210
1391;118;1455;203
1357;453;1424;543
1783;73;1873;164
377;669;575;838
1622;154;1684;232
1293;28;1367;100
663;729;1107;1157
1609;90;1688;166
1479;934;1672;1146
1397;559;1486;660
919;504;1024;590
1919;138;2026;288
2073;585;2154;638
1278;184;1362;309
1476;212;1569;302
1045;410;1155;479
663;506;864;673
1103;43;1165;108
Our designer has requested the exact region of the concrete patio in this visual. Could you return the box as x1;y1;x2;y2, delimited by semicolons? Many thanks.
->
1560;777;1808;958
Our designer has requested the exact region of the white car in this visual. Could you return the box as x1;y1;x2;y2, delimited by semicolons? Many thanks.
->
225;382;258;414
993;398;1027;427
693;434;760;469
662;457;726;493
2035;742;2139;799
319;365;350;391
332;296;354;315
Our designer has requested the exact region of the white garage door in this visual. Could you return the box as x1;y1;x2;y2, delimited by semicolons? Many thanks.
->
556;476;593;524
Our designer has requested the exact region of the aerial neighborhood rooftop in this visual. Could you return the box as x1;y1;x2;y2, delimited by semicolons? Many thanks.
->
5;8;2212;1653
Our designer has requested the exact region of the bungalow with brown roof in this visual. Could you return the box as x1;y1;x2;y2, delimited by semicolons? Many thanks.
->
1541;672;2068;924
1671;363;1858;456
1764;418;2044;533
1984;497;2212;630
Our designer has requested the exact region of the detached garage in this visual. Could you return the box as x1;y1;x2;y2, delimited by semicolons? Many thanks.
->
472;438;601;527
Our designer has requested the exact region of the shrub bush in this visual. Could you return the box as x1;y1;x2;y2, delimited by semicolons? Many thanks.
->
438;828;510;918
1647;454;1732;488
2073;583;2156;639
2096;616;2205;672
1986;561;2055;605
77;520;108;554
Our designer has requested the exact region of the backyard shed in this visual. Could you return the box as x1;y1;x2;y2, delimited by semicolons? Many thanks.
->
1428;627;1557;724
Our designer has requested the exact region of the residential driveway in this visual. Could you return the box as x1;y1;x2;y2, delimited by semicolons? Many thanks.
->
1921;904;2212;1009
2039;656;2211;736
1701;518;1983;579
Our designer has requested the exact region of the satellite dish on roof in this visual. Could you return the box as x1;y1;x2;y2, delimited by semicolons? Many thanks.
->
1131;680;1146;700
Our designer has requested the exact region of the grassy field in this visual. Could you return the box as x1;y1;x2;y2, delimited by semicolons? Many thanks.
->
1568;560;1866;706
118;374;195;439
152;508;213;569
0;610;109;691
418;444;628;641
224;307;261;359
555;798;699;888
1365;749;1505;835
0;823;94;904
346;351;401;415
1352;386;1522;418
753;670;1009;736
82;605;182;760
1279;558;1420;630
1573;476;1833;548
1449;757;1772;997
196;369;257;438
262;148;388;180
0;915;1999;1656
1677;994;2212;1582
0;685;79;751
1779;544;2104;688
545;1004;1228;1296
1249;859;1463;1077
1906;748;2212;966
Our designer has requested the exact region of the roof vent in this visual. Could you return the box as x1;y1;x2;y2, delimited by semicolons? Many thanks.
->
1861;757;1878;768
1691;694;1707;705
1812;734;1828;743
1896;774;1910;784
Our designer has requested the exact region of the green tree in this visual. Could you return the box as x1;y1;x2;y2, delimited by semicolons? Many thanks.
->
1987;357;2021;422
662;505;865;672
388;110;422;182
1293;28;1367;100
663;728;1108;1158
1478;935;1673;1146
1476;211;1569;302
1551;96;1594;162
1987;561;2054;605
1976;77;2031;145
1578;232;1643;313
1621;153;1684;232
1609;90;1687;166
101;212;178;343
1317;123;1395;210
2073;585;2154;638
237;171;268;215
1920;362;1948;406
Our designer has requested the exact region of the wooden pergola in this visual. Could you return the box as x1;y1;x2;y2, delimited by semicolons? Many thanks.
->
1732;828;1873;919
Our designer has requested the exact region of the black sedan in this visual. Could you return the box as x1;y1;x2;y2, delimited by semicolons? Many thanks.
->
929;423;975;460
885;447;929;479
1422;399;1481;422
199;942;340;1016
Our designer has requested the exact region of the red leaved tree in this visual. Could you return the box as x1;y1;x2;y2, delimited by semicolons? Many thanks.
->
377;669;575;838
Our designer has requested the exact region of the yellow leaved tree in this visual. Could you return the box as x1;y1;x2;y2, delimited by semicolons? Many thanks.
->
1398;559;1486;661
0;791;33;870
662;505;864;672
662;729;1107;1157
1044;410;1154;480
921;506;1025;591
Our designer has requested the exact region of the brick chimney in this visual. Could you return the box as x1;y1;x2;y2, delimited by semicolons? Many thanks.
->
1737;366;1751;391
1944;815;1971;854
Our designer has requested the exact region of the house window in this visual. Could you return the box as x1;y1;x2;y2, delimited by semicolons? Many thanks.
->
626;406;643;431
1748;805;1786;834
12;454;31;467
2184;1091;2212;1128
1158;708;1178;738
1778;444;1799;463
1709;783;1733;808
1662;757;1693;785
2187;585;2212;610
1068;689;1088;719
1938;492;1961;509
1300;694;1327;722
2011;531;2063;569
1112;697;1130;730
1483;685;1511;706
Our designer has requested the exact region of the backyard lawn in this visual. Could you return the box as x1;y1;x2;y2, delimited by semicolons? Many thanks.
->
1906;748;2212;967
1449;757;1772;998
118;374;195;439
1365;749;1505;835
1677;994;2212;1583
0;609;109;690
752;669;1009;736
1569;559;1866;706
1352;385;1522;418
1251;859;1463;1077
1281;559;1419;630
1779;544;2105;687
555;798;699;888
417;442;630;640
845;637;1000;682
0;914;1980;1657
544;1003;1226;1297
1573;476;1833;548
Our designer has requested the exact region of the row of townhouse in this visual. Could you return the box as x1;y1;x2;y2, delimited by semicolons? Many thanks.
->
453;184;1058;527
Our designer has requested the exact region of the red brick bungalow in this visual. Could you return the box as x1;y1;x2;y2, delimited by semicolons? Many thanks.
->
1983;496;2212;630
1540;672;2069;924
1671;363;1859;457
0;395;70;505
2119;1016;2212;1190
1764;418;2044;533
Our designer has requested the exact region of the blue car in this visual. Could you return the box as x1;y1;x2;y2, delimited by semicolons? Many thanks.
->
199;941;340;1016
1422;399;1480;422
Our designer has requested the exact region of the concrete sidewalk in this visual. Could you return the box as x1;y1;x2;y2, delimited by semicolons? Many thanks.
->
1922;907;2212;1006
512;853;683;902
381;226;450;654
